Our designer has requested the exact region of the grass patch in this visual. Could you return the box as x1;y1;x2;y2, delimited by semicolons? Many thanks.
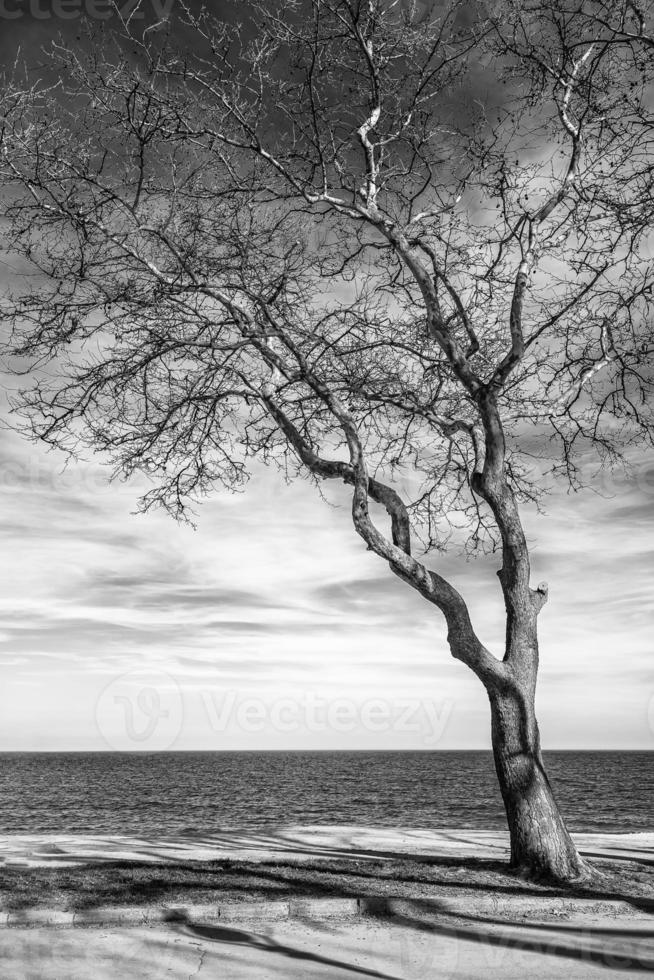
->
0;855;651;912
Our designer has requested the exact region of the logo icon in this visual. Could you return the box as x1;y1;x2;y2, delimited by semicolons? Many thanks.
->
95;669;183;750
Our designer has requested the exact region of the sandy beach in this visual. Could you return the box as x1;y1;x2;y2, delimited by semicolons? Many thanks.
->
1;824;653;868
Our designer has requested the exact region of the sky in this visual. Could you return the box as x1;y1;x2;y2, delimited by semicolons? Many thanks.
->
0;0;653;752
1;412;653;751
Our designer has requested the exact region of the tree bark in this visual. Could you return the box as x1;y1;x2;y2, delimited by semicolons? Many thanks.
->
488;681;589;882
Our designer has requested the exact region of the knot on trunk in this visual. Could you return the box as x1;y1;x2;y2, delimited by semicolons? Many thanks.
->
531;581;549;610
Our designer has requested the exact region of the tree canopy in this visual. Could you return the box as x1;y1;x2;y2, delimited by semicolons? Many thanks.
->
0;0;652;675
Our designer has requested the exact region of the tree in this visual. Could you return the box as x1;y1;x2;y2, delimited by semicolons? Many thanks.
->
0;0;652;882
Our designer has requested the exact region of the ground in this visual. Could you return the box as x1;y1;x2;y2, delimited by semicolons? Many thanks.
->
1;916;653;979
0;852;652;914
0;828;651;978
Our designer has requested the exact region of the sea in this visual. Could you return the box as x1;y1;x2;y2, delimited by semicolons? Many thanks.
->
0;751;651;836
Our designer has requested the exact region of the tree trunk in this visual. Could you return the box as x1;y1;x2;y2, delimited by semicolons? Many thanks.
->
489;683;589;882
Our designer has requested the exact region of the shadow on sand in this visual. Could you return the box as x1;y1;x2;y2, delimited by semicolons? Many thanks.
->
161;898;654;977
168;911;404;980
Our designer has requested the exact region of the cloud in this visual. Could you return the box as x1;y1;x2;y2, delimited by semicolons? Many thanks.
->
0;382;653;748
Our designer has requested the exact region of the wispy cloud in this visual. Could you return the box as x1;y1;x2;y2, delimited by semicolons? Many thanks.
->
1;416;653;749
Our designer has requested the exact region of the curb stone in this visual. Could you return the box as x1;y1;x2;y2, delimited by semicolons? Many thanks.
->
0;895;648;928
437;896;635;919
159;905;221;923
0;900;294;929
73;907;148;926
7;910;75;927
290;897;360;919
158;903;288;924
215;901;289;922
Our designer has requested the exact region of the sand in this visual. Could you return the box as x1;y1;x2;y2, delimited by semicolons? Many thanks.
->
0;915;652;978
0;824;652;867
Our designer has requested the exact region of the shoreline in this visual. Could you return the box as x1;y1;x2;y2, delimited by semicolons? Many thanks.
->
1;825;653;868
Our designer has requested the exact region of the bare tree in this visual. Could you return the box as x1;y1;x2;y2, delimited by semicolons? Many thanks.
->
1;0;652;881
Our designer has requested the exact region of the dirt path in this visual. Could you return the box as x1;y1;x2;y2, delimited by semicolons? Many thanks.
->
1;915;652;979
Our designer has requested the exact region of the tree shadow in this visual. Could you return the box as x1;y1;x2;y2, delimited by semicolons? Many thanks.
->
161;893;654;976
168;911;404;980
3;827;650;873
2;844;653;972
384;898;654;974
2;845;653;917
